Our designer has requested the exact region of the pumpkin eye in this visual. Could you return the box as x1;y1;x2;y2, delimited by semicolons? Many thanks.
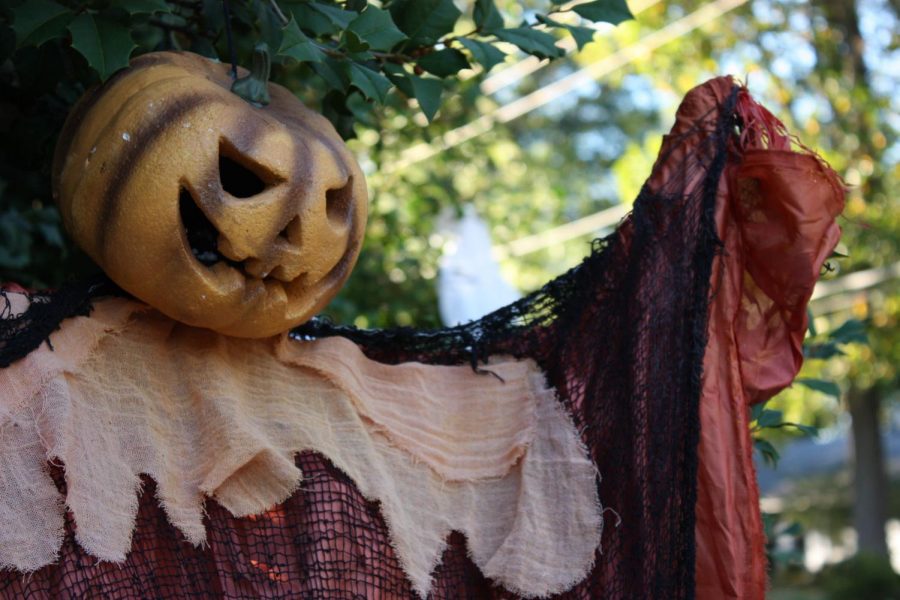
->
218;140;273;198
326;177;354;225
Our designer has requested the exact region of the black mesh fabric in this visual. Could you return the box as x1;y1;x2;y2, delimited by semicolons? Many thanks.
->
0;85;739;599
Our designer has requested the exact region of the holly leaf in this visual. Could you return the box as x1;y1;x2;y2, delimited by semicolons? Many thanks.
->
494;27;563;59
390;0;461;47
310;2;358;30
756;409;784;429
790;423;819;438
795;378;842;399
321;90;356;139
418;48;469;77
119;0;171;15
458;38;506;71
807;307;817;336
537;15;596;50
474;0;503;32
750;402;766;423
13;0;72;48
278;17;325;64
804;341;845;359
754;438;780;468
68;13;136;80
284;2;335;36
341;30;370;53
348;62;392;103
347;7;407;52
571;0;634;25
383;63;413;96
409;75;442;122
313;58;349;92
829;318;868;345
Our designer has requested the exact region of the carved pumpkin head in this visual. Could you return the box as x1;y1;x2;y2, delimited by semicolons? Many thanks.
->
53;51;367;338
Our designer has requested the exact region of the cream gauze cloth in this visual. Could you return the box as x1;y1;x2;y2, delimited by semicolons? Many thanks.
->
0;295;603;598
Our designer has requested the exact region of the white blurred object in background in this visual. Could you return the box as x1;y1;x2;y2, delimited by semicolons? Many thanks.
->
438;205;521;326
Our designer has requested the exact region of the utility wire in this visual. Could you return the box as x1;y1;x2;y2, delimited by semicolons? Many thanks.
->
493;204;629;259
811;261;900;302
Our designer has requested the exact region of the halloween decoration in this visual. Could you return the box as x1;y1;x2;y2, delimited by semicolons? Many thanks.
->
1;78;844;600
52;51;368;338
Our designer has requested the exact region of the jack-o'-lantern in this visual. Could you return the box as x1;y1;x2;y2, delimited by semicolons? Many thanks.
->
53;51;367;338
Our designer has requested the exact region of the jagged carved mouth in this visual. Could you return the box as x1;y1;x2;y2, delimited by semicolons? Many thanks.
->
178;183;357;281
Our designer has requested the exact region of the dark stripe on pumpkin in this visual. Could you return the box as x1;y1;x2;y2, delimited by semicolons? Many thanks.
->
96;93;209;253
52;59;167;203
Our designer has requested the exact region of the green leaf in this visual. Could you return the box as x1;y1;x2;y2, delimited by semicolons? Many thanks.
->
341;30;370;53
494;27;563;59
750;402;766;423
789;423;819;438
829;318;869;345
409;75;442;122
347;6;407;52
757;409;784;429
796;378;842;399
807;307;817;337
417;48;469;77
284;2;334;36
68;14;136;80
119;0;172;15
830;241;849;258
313;58;350;92
348;62;392;103
0;210;32;269
278;17;325;63
474;0;503;32
458;38;506;71
383;63;414;96
754;438;780;468
321;90;355;139
310;2;358;29
804;341;845;359
536;15;591;49
537;15;595;50
390;0;462;46
571;0;634;25
36;222;64;248
13;0;72;48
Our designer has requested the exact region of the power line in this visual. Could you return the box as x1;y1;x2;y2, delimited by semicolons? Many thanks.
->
811;261;900;301
386;0;749;175
493;203;629;259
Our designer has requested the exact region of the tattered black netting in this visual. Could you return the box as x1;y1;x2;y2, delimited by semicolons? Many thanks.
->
0;87;737;599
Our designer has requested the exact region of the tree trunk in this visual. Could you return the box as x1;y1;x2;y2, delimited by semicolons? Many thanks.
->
848;385;889;557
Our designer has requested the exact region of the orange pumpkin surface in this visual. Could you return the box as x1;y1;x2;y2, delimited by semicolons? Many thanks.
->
53;51;368;338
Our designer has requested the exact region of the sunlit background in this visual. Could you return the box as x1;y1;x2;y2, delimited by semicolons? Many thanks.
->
330;1;899;597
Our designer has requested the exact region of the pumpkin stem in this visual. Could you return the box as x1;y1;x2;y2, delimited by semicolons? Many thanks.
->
231;43;271;107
